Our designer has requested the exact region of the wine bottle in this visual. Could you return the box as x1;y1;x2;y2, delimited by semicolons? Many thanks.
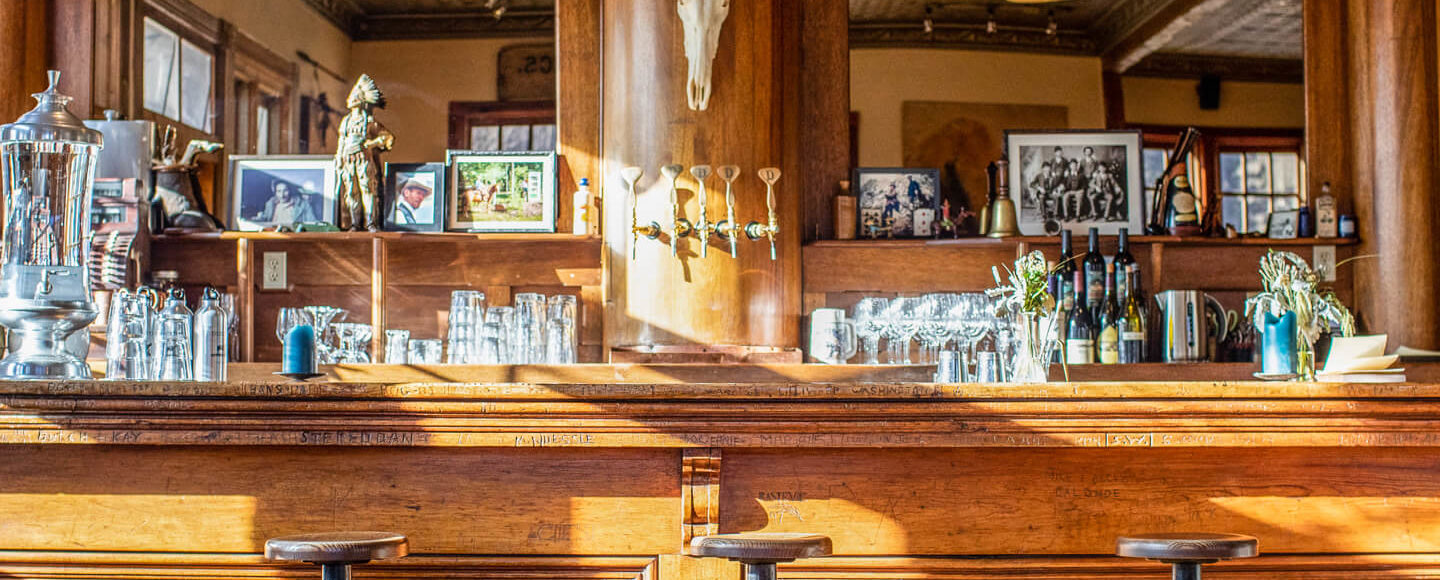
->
1113;228;1136;305
1065;269;1096;364
1118;261;1148;363
1096;262;1120;364
1082;227;1106;313
1053;230;1076;312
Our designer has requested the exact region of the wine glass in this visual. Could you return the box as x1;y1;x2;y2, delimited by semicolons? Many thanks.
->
849;297;889;365
302;306;346;364
881;296;924;364
276;308;311;345
917;293;960;365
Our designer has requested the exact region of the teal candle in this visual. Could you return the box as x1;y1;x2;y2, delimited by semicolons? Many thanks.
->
283;324;317;374
1261;311;1297;375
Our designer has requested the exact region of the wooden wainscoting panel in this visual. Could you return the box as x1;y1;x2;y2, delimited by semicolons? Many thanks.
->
385;237;602;288
0;446;679;555
720;447;1440;555
803;242;1019;294
681;448;722;549
0;552;657;580
249;239;372;286
150;236;240;286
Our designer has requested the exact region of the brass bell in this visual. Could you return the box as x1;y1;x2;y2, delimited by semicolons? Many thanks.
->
986;156;1020;238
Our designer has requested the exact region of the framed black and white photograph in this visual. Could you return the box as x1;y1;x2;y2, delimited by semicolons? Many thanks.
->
446;150;556;232
852;167;941;239
1006;130;1144;236
1267;210;1299;239
228;155;336;231
383;162;446;232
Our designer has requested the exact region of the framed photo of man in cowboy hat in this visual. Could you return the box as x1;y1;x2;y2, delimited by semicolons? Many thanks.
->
382;162;446;232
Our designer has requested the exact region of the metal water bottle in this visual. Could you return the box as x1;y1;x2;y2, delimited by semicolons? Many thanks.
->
192;287;228;382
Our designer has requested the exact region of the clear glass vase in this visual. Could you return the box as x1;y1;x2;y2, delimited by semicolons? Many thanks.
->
1010;312;1058;383
1296;339;1316;382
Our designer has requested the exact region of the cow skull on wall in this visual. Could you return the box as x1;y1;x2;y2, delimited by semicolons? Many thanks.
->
677;0;730;111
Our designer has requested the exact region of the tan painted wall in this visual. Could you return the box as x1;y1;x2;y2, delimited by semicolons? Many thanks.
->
350;38;553;163
850;48;1107;167
1122;76;1305;129
188;0;352;103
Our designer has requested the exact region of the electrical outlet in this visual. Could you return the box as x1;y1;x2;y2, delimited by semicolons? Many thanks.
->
262;252;287;290
1314;245;1337;282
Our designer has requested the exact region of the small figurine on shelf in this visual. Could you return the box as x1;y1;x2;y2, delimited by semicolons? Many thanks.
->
334;74;395;231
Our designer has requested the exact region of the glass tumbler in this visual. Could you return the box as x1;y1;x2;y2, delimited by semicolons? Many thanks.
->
385;329;410;364
480;306;514;364
445;290;486;364
407;338;443;365
546;295;578;364
512;293;547;364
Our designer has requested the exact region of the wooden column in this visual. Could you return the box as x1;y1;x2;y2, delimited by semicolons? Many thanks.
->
597;0;847;356
1357;0;1440;349
0;0;47;121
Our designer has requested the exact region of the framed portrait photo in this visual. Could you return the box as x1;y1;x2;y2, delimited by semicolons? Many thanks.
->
1005;130;1144;236
852;167;942;239
228;155;337;231
1267;210;1299;239
383;162;446;232
445;151;557;233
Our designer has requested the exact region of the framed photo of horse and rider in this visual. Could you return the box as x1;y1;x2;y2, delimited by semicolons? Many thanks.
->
226;151;558;234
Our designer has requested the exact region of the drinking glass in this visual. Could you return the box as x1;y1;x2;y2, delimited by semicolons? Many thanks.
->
407;339;443;364
276;308;311;344
481;306;514;364
546;295;578;364
385;329;410;364
849;297;889;365
512;293;547;364
105;290;151;380
445;290;487;364
881;296;923;364
302;306;346;364
917;293;960;364
333;323;372;363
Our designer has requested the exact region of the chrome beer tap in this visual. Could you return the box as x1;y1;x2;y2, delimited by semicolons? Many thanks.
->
714;165;741;258
690;165;714;258
622;166;659;261
660;164;692;258
745;167;781;261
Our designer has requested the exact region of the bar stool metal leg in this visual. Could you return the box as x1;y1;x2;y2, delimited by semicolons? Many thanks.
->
1170;561;1201;580
320;562;352;580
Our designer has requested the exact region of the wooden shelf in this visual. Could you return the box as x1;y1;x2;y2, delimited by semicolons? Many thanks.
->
154;231;601;243
806;235;1359;249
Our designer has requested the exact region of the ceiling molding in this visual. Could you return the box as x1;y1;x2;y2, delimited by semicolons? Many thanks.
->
355;12;556;41
849;23;1097;56
1125;53;1303;83
299;0;364;34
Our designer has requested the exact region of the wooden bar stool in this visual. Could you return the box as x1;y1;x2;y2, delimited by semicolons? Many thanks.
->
265;531;409;580
690;533;832;580
1116;533;1258;580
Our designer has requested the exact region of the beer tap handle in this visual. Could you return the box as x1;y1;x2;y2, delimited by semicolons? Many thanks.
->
746;167;781;261
660;164;689;258
690;165;712;258
718;165;740;258
621;166;655;261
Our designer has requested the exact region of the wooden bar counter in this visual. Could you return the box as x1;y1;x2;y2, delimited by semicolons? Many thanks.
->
4;366;1440;579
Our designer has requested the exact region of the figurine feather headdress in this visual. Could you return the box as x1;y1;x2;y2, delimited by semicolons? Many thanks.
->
347;74;386;109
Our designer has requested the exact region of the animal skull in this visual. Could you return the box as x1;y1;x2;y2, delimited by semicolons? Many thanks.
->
677;0;730;111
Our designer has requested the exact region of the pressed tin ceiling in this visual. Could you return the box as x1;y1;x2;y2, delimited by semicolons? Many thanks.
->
305;0;1303;76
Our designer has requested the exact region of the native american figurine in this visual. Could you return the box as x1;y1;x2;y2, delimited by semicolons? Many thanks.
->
334;74;394;231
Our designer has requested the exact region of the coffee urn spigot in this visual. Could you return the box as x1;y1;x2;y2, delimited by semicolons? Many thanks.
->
0;71;104;380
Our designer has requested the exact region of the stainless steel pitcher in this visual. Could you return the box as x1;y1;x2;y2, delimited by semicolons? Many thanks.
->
1154;290;1227;362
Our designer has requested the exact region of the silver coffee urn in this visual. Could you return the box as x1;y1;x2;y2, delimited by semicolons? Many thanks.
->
0;71;103;380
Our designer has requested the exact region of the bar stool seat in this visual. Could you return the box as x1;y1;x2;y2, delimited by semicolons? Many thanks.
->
1117;533;1257;562
1117;533;1257;580
266;531;409;563
690;532;832;563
